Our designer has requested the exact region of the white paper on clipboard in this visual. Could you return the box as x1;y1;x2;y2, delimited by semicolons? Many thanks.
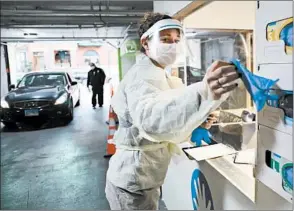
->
234;148;256;165
184;143;236;161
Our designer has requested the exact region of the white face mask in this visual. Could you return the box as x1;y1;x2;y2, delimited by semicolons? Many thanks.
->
148;42;177;67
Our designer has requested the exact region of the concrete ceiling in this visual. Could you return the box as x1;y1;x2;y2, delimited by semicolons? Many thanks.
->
0;1;152;28
0;1;153;41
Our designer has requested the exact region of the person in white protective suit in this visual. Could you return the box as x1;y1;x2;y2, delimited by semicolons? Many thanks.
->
105;12;240;210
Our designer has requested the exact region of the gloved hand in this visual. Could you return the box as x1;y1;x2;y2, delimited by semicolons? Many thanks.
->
191;127;212;147
205;61;240;100
191;112;218;147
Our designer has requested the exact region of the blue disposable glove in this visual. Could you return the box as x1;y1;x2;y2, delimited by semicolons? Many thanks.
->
231;59;279;112
280;22;293;47
191;127;212;147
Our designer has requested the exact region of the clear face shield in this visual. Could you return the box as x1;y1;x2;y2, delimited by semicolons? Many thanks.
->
141;19;186;71
147;29;185;67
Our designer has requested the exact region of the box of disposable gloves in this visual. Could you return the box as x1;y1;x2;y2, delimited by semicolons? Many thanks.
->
208;110;256;151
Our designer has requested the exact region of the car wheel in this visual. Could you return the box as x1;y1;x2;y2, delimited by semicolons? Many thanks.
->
65;99;74;124
2;121;17;129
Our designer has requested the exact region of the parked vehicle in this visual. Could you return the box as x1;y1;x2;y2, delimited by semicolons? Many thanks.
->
0;71;80;128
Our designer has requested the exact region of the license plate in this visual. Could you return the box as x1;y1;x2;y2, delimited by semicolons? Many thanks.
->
25;109;39;117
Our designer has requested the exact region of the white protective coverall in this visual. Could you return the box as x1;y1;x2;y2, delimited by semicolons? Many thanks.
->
105;54;228;210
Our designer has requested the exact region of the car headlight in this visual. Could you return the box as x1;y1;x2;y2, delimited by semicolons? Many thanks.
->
55;93;68;105
0;98;9;108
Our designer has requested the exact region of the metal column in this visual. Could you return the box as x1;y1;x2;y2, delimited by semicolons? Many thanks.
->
2;43;12;90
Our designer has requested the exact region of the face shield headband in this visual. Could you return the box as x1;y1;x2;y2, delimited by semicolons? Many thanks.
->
140;19;183;41
140;19;184;67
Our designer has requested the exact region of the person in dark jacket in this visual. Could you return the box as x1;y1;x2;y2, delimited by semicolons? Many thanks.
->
87;63;106;108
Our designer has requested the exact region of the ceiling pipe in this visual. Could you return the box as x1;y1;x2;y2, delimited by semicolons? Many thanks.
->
98;1;107;26
0;23;132;27
1;21;139;27
0;1;150;7
1;21;136;26
0;9;147;16
106;0;110;12
106;41;118;49
1;36;125;40
1;16;140;21
119;32;129;48
0;1;110;6
0;25;134;29
121;23;132;36
1;36;125;42
0;13;145;17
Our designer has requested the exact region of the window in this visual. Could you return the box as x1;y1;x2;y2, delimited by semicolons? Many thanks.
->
18;74;66;88
20;52;27;71
16;51;29;73
83;50;99;57
54;50;71;67
83;50;99;65
184;31;249;110
33;51;45;71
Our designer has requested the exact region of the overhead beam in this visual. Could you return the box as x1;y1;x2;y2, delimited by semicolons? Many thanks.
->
1;9;148;16
0;25;134;29
1;19;140;27
0;1;152;7
173;0;213;20
121;23;133;36
1;36;125;42
0;1;106;6
1;15;140;21
1;21;137;27
1;22;134;27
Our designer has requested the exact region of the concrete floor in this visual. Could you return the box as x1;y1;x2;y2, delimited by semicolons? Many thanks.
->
1;85;110;210
1;85;167;210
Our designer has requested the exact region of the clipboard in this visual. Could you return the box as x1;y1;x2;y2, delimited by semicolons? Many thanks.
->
184;143;237;161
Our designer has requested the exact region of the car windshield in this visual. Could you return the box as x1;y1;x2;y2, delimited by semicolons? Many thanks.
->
18;74;66;88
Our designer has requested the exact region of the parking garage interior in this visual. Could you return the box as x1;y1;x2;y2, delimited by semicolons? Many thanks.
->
0;1;164;210
1;1;293;210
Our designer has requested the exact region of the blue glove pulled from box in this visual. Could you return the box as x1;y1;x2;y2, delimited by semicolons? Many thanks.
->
231;59;279;112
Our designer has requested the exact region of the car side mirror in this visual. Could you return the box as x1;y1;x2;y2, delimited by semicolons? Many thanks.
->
71;81;78;86
9;84;15;90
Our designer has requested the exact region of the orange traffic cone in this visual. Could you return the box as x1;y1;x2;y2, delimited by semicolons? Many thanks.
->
104;84;118;158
